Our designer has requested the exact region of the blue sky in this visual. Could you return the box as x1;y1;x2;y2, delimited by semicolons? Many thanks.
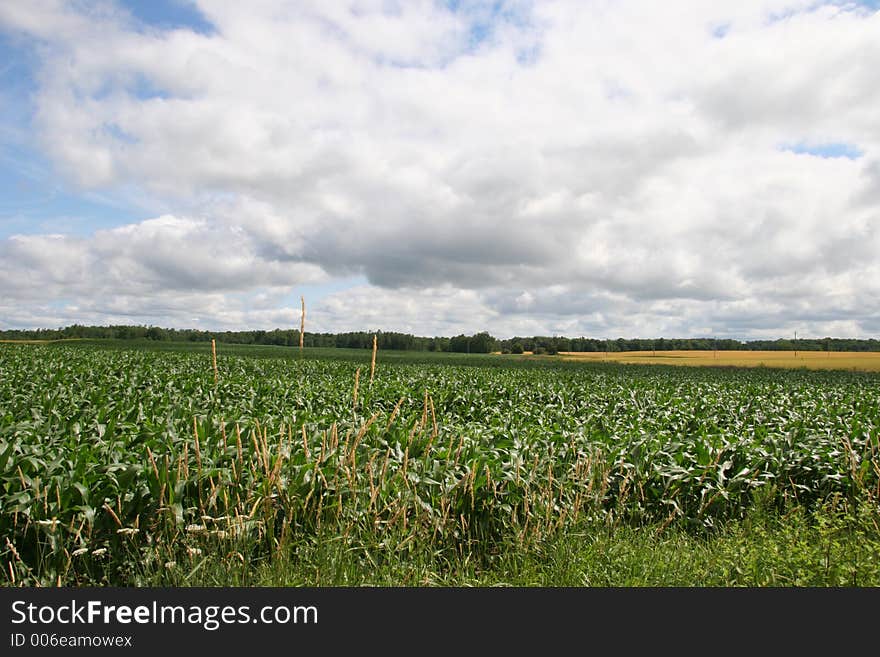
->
1;1;879;339
0;2;203;239
0;34;139;239
783;142;864;159
0;1;516;238
124;0;215;34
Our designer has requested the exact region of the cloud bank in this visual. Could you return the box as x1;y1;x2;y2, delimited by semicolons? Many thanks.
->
1;0;879;338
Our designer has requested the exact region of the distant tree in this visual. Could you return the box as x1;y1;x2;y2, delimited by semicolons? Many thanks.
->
470;331;496;353
145;326;168;341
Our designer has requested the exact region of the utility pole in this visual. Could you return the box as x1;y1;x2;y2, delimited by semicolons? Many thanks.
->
794;330;797;358
299;295;306;355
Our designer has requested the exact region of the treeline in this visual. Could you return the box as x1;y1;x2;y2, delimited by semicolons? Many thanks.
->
1;324;879;354
0;324;494;352
502;336;880;354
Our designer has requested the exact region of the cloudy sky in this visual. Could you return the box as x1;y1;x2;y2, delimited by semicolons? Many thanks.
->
1;0;879;340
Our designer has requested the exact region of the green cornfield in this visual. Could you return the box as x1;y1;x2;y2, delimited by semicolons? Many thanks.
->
1;341;879;586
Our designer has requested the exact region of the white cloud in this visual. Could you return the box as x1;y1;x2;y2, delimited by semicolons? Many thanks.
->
1;0;879;338
0;214;325;299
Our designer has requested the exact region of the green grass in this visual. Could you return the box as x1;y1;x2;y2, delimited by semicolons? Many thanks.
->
54;338;537;369
116;501;880;587
1;340;878;586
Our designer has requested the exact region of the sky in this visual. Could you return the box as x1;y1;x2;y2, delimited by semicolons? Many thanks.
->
1;0;879;340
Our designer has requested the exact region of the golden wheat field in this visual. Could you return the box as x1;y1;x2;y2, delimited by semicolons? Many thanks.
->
556;350;880;372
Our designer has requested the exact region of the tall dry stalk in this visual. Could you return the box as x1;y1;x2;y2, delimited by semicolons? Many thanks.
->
211;339;218;384
352;367;361;413
299;296;306;352
370;334;377;384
